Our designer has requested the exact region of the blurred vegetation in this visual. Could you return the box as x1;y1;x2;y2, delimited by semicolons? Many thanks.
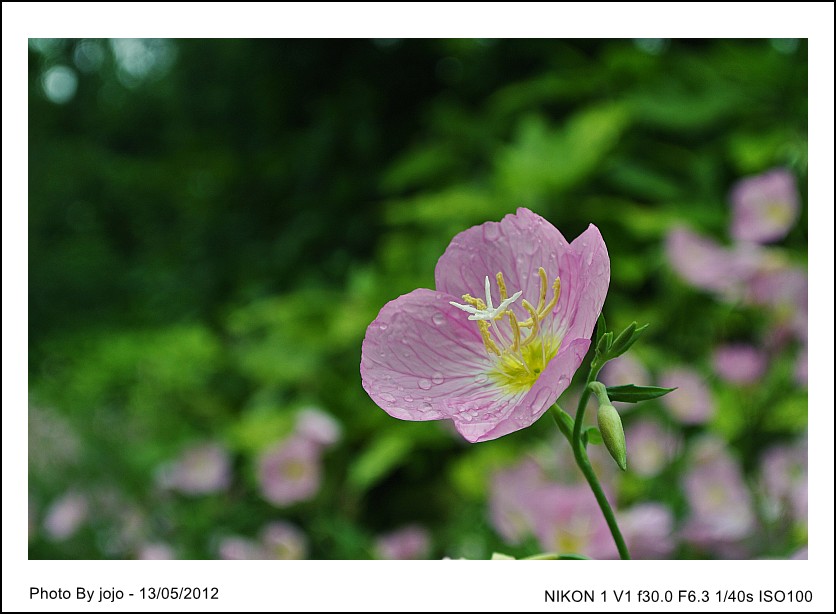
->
29;39;807;559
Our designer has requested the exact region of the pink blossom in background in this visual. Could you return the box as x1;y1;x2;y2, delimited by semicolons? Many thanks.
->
745;260;807;347
138;542;175;560
618;503;676;559
257;435;321;507
295;407;341;448
374;525;431;560
682;438;755;556
361;208;609;443
218;536;266;560
711;344;768;385
529;482;616;559
43;492;89;541
625;420;679;477
598;354;651;411
761;441;807;524
158;442;232;495
730;168;799;244
665;226;762;299
260;521;308;559
488;458;546;544
658;367;715;425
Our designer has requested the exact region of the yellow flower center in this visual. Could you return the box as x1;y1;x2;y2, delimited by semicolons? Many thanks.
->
451;267;561;394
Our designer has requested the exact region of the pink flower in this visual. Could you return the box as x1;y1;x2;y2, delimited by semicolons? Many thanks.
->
257;436;321;507
529;482;617;559
712;344;768;385
260;521;308;559
760;440;807;524
219;522;308;560
730;168;799;244
488;458;545;544
665;226;762;299
374;525;431;560
361;208;609;443
625;420;679;478
158;442;232;495
295;407;341;448
138;542;176;560
43;492;89;541
658;367;715;425
682;438;755;556
618;503;676;559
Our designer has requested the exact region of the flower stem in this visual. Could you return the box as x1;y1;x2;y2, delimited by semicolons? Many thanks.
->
558;364;631;560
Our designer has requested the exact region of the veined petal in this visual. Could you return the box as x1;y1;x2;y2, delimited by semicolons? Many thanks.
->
361;289;507;422
551;224;610;341
435;207;571;314
452;337;590;443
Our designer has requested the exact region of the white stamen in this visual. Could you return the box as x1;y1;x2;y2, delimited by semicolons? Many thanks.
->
449;276;523;321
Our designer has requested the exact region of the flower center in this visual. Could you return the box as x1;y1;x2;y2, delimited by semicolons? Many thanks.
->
450;267;561;393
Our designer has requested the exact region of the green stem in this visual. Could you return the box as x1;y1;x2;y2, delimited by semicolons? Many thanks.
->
565;364;631;560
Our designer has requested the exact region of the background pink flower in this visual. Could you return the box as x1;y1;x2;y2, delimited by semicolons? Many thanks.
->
374;525;431;560
659;367;715;425
257;436;322;507
625;420;679;478
361;208;609;443
730;168;799;244
158;442;232;495
43;492;89;541
712;344;768;385
682;438;755;556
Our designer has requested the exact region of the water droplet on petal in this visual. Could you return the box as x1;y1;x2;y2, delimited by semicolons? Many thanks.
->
404;395;413;403
484;223;500;241
461;413;473;422
379;323;388;331
432;312;445;326
418;379;432;390
397;385;404;392
380;392;396;403
431;372;444;385
420;402;433;412
474;373;488;384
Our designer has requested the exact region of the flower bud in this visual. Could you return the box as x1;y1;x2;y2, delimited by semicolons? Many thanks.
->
597;403;627;471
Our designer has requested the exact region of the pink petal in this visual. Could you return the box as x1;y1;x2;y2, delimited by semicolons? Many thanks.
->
558;224;610;342
454;337;590;443
361;288;505;423
730;168;799;244
434;207;572;316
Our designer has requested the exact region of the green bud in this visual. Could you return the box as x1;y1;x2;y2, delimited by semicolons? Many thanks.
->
597;403;627;471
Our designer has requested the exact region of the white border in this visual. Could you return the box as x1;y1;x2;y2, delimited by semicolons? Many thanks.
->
4;2;834;612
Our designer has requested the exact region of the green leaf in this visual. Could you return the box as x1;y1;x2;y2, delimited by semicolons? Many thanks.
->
347;433;413;493
584;426;603;445
605;384;677;403
608;322;649;359
594;312;607;349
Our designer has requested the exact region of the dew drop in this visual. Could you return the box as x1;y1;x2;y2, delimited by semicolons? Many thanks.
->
404;395;413;403
420;402;433;412
397;385;404;392
379;323;388;331
461;413;473;422
431;372;444;385
474;373;488;384
380;392;396;403
484;223;500;241
418;379;432;390
432;312;445;326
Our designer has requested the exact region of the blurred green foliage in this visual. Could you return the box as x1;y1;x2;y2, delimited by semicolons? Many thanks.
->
29;39;807;560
